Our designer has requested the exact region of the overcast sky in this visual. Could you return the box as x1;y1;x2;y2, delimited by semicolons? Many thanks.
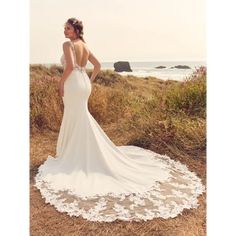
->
30;0;206;64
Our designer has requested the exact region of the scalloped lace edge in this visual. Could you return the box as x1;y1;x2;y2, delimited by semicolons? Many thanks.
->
34;146;206;222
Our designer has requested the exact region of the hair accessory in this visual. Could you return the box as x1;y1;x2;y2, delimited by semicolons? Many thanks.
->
77;18;82;24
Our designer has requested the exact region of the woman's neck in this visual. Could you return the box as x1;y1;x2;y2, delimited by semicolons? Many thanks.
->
71;38;81;43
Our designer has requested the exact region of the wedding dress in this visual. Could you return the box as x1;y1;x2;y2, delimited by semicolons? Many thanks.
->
34;41;206;222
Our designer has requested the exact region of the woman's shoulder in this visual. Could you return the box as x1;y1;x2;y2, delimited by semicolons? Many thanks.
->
62;41;72;47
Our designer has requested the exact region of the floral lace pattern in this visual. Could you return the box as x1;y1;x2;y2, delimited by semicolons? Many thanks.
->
34;146;205;222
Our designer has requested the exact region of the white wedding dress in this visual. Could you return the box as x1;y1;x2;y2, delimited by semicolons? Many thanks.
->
34;41;205;222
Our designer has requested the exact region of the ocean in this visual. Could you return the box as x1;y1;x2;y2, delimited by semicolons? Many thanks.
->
98;61;206;81
43;61;206;82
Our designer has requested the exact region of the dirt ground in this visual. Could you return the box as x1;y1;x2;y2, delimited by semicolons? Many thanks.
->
30;128;206;236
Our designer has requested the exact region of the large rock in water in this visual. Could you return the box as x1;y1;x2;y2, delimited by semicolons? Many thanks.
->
171;65;191;69
114;61;132;72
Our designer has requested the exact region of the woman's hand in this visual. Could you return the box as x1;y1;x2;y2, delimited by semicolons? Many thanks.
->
58;79;65;97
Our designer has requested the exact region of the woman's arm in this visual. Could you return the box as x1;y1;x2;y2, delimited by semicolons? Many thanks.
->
60;42;74;82
58;42;74;97
88;50;101;82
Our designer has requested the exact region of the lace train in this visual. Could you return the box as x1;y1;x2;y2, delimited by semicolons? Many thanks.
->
34;146;205;222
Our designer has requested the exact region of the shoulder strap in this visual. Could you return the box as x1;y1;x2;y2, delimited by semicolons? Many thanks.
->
70;41;77;65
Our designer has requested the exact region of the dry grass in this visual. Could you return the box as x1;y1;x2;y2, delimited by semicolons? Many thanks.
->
30;65;206;236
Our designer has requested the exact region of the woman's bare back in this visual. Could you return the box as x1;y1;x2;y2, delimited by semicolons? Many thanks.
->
73;41;90;67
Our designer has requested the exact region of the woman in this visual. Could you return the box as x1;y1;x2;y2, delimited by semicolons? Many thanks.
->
34;17;205;222
58;18;100;98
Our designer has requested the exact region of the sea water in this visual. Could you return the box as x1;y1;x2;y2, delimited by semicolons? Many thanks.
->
42;61;206;82
99;61;206;81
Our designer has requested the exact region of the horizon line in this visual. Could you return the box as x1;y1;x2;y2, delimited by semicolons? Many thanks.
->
31;59;207;65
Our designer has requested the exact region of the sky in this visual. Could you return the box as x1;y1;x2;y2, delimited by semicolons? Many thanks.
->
30;0;206;64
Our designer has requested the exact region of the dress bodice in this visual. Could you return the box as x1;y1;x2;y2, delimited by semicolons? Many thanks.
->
60;41;86;71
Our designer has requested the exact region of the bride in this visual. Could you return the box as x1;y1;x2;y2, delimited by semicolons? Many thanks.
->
34;17;206;222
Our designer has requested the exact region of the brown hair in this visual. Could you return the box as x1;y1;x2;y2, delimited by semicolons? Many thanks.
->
65;17;86;43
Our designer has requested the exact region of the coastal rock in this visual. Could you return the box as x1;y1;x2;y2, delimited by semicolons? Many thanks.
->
155;66;166;69
170;65;191;69
114;61;132;72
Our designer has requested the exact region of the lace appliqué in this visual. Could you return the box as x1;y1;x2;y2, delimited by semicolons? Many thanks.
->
34;146;206;222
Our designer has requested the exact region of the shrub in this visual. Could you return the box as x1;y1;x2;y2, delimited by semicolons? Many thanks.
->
165;66;206;117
